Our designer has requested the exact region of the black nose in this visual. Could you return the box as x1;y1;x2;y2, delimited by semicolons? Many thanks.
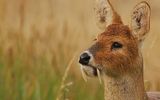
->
79;52;91;65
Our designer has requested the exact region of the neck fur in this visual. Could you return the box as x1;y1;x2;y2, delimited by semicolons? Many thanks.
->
103;57;148;100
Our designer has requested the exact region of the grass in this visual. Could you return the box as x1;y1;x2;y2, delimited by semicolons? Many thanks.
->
0;0;159;100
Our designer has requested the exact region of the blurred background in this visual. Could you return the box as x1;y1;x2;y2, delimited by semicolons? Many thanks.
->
0;0;159;100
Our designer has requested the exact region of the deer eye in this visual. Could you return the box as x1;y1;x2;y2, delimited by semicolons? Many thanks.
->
111;42;123;50
93;38;97;41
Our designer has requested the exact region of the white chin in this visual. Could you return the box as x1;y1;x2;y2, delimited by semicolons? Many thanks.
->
80;65;102;84
81;65;96;77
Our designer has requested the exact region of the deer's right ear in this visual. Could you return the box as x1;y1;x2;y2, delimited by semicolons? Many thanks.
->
130;1;151;42
95;0;123;29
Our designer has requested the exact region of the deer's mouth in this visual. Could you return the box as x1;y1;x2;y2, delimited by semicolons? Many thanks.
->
79;51;102;83
80;64;102;83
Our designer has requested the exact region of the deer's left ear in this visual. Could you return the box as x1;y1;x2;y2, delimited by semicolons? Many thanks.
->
130;1;151;42
95;0;123;30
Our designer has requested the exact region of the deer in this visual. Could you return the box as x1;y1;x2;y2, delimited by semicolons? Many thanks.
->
78;0;160;100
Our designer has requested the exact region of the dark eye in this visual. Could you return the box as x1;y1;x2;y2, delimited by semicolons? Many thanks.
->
111;42;123;50
93;38;97;41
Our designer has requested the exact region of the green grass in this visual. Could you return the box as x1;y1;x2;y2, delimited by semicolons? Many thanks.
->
0;44;104;100
0;55;104;100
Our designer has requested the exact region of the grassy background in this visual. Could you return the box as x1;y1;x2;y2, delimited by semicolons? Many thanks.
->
0;0;159;100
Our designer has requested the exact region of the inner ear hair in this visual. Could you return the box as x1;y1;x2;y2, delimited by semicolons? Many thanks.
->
95;0;123;30
131;1;151;42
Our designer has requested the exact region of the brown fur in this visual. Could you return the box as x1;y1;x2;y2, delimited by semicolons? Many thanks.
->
88;24;146;100
90;24;140;75
80;1;160;100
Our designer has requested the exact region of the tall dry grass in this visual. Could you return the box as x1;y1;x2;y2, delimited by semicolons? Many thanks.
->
0;0;159;100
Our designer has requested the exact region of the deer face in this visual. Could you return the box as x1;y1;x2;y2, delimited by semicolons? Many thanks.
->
79;24;139;77
79;1;150;78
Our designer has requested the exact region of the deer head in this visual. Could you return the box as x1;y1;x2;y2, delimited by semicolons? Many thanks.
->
79;0;150;79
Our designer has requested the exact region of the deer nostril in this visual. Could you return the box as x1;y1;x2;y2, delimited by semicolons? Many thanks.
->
79;52;91;65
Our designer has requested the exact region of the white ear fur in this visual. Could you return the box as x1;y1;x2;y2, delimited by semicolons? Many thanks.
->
95;0;122;29
131;1;151;42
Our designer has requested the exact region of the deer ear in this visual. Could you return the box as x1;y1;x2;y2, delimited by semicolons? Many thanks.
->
131;1;151;42
95;0;123;29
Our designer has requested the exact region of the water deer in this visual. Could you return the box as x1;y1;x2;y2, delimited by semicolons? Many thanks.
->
79;0;160;100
